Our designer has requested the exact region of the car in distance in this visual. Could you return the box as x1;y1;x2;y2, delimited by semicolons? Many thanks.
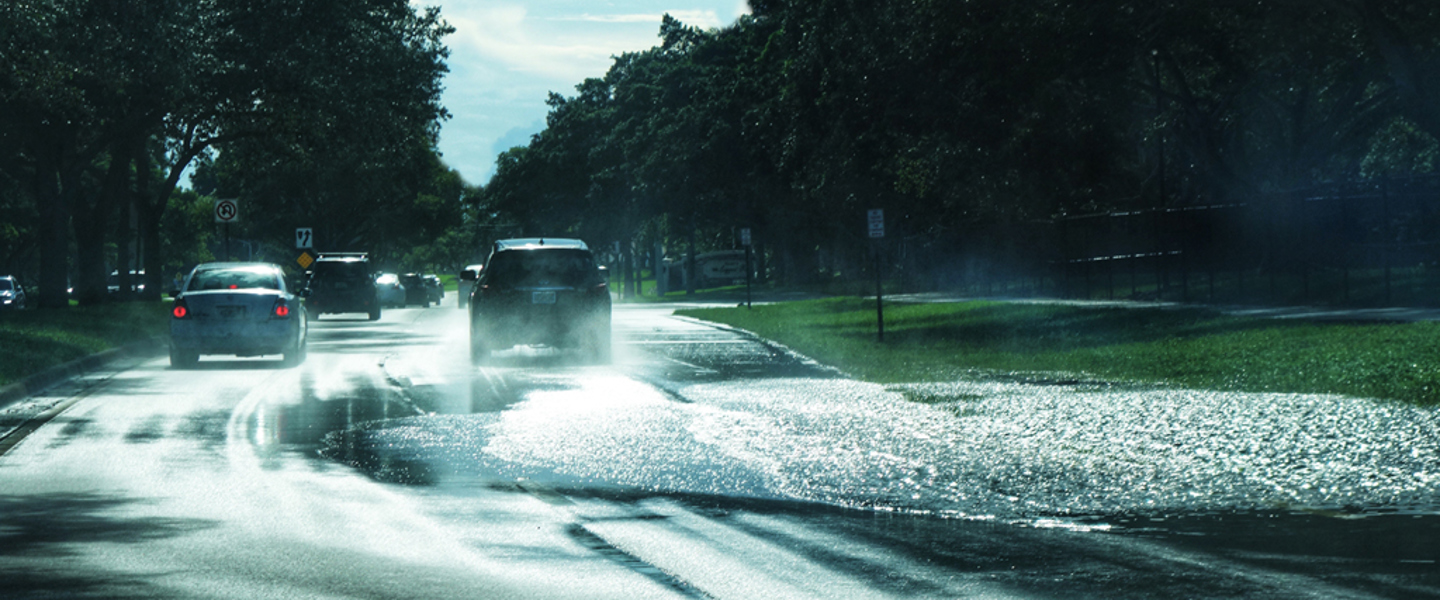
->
106;269;145;296
304;252;380;320
457;264;483;308
400;273;430;307
169;262;307;368
0;275;26;310
375;272;406;308
424;274;444;305
461;238;611;363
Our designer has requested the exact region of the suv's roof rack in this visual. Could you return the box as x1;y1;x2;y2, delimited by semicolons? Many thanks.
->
494;238;588;251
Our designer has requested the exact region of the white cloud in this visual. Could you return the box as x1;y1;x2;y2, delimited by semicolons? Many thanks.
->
558;13;663;24
554;10;723;29
427;1;748;183
662;9;724;28
445;7;663;81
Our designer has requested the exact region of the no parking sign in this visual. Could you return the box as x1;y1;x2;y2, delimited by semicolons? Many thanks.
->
214;199;239;223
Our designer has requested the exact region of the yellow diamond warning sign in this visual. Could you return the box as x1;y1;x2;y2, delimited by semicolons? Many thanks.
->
297;251;314;269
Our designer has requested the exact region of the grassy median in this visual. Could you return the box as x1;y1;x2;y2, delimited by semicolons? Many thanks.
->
677;298;1440;406
0;302;170;388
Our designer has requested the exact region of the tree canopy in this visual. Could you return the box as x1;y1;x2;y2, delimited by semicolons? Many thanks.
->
482;0;1440;288
0;0;454;306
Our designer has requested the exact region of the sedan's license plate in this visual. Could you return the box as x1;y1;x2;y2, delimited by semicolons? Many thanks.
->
218;305;246;319
531;291;557;305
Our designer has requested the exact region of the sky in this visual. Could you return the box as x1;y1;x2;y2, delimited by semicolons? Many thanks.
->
423;1;754;186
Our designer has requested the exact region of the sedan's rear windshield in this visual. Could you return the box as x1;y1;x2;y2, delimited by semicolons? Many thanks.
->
485;249;599;287
188;267;281;291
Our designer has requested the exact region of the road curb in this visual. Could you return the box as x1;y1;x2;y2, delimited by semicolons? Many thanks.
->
667;314;847;378
0;339;164;409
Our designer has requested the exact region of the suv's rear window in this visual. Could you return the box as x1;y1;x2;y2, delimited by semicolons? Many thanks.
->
485;249;598;287
310;261;370;281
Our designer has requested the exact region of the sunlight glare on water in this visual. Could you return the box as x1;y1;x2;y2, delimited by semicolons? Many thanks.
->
341;365;1440;524
484;375;1440;521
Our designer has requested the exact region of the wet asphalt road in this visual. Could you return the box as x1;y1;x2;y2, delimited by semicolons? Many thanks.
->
0;296;1437;598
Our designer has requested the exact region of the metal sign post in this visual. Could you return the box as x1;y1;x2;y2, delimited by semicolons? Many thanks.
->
867;209;885;342
740;228;753;309
214;199;239;262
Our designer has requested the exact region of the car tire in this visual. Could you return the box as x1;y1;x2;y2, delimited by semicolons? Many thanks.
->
586;325;612;365
282;340;306;367
369;306;382;321
469;329;490;365
170;347;199;369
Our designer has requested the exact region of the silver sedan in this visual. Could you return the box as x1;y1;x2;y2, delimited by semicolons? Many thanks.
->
169;262;307;367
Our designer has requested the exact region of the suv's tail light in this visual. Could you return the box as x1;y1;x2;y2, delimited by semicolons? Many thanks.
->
171;299;189;319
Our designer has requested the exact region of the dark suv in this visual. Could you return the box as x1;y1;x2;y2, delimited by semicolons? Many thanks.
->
461;238;611;363
304;253;381;320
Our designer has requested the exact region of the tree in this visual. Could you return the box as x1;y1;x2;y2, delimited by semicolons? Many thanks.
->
0;0;453;306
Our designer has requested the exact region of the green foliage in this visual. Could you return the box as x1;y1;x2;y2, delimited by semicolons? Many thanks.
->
482;1;1440;289
1362;117;1440;177
679;299;1440;405
0;0;454;306
0;302;170;387
160;189;216;275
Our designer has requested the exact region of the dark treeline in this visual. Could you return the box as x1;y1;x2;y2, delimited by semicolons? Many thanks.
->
483;0;1440;295
0;0;457;308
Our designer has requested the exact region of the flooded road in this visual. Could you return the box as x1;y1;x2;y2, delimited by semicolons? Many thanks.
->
0;298;1437;598
357;304;1440;521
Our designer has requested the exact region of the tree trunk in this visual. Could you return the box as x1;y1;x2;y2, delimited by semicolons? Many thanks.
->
116;193;135;302
72;201;109;306
35;160;73;309
73;150;131;305
624;240;636;298
136;144;178;301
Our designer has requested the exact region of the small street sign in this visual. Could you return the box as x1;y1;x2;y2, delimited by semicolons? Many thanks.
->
295;227;314;249
297;251;314;270
214;199;239;224
740;228;752;246
867;209;884;238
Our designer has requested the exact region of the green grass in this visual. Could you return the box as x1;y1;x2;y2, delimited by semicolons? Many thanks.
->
0;302;170;387
677;298;1440;405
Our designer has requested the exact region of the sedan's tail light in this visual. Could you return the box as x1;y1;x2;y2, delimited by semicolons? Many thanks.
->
272;299;291;318
172;299;189;319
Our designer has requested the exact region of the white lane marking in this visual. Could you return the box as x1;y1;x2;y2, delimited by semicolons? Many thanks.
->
661;357;719;375
625;340;752;345
578;498;1012;600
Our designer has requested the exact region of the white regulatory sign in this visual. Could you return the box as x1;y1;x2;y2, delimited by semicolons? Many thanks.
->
214;198;239;224
740;228;752;246
867;209;884;239
295;228;314;249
